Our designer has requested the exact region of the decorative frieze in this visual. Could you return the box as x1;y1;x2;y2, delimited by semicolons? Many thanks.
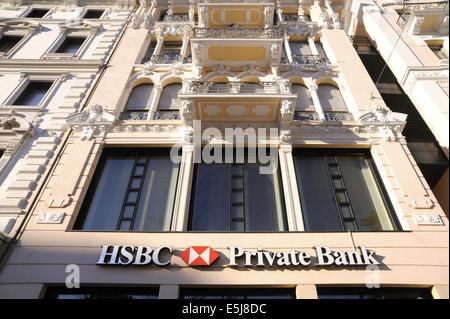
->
413;214;444;226
36;212;65;224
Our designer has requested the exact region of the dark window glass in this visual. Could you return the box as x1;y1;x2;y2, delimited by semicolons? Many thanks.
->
84;9;104;19
293;149;399;231
76;149;179;231
13;81;53;106
189;151;286;232
26;8;49;18
55;37;86;54
318;287;433;299
0;35;23;53
181;288;295;299
45;287;158;299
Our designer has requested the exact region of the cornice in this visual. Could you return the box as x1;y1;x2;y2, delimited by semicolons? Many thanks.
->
0;59;104;72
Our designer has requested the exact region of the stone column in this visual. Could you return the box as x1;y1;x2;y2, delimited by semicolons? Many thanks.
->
147;83;163;119
308;36;319;55
284;35;294;63
309;83;326;121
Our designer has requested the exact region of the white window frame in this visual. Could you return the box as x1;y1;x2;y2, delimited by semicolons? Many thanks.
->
80;7;109;20
22;7;53;19
43;27;98;60
1;73;65;110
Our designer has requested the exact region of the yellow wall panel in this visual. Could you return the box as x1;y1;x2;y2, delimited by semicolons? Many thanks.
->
208;46;266;61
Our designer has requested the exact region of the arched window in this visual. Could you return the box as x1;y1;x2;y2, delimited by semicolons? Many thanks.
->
292;84;318;120
155;83;182;120
159;83;182;110
318;84;352;121
121;84;153;120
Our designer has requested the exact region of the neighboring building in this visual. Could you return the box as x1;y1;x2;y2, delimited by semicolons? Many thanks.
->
0;1;131;257
343;0;449;214
0;0;448;299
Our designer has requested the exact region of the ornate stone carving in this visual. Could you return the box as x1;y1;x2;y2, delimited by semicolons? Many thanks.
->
181;100;193;121
37;212;65;224
359;105;407;124
413;214;444;225
280;100;294;121
66;104;116;140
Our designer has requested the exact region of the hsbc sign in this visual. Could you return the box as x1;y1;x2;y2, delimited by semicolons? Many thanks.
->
97;245;380;267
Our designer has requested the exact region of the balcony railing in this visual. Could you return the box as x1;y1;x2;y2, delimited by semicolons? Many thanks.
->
162;14;190;22
153;111;181;120
184;82;284;94
289;55;332;72
201;0;272;3
194;27;283;39
280;14;312;23
148;54;192;65
119;111;149;121
294;111;320;121
325;112;354;122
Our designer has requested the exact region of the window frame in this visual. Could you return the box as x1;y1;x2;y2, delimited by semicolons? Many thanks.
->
293;148;401;232
1;74;62;110
187;149;288;233
23;7;52;19
43;28;98;60
81;8;107;20
73;148;181;232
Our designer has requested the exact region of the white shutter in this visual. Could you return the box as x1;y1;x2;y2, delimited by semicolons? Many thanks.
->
159;84;182;110
125;84;153;111
318;84;348;112
292;84;315;111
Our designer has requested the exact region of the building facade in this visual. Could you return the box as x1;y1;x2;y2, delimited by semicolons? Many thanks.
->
0;0;448;299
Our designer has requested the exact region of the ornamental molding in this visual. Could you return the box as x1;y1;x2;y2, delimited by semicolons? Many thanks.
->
152;24;193;38
36;212;65;224
358;105;408;125
0;19;41;32
65;104;116;140
58;20;103;32
0;113;33;134
402;67;449;93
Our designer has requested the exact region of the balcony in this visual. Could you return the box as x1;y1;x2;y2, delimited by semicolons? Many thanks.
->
180;80;293;122
119;111;181;121
286;55;333;72
162;14;190;23
191;27;283;67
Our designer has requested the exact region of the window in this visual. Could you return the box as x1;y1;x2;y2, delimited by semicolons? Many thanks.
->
55;37;86;54
189;151;287;232
45;287;159;299
317;287;433;299
290;41;311;55
181;288;295;299
142;41;156;63
161;41;182;56
292;84;314;112
427;41;448;60
83;9;105;19
0;35;23;53
26;8;49;18
316;43;327;58
158;84;182;111
121;84;153;120
293;149;399;232
159;10;168;21
75;149;180;231
12;81;53;106
318;84;347;112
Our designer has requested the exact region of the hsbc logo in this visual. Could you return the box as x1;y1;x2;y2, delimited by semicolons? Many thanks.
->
97;245;379;267
180;246;220;266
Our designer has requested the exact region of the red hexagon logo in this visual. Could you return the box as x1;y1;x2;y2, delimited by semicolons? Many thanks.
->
180;246;220;266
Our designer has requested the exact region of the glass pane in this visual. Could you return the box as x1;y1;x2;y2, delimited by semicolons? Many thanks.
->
126;191;139;204
190;164;230;231
332;178;344;189
55;37;86;54
290;41;311;55
130;178;142;190
292;84;315;112
123;205;135;219
0;36;22;53
338;156;394;231
84;10;104;19
119;220;131;231
134;165;145;176
294;156;343;231
13;81;53;106
318;85;348;112
340;205;353;218
336;190;348;203
243;162;286;231
159;84;182;110
133;156;179;231
82;156;134;230
125;84;153;111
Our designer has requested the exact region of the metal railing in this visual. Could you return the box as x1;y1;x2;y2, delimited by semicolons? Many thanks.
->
194;27;283;39
185;82;282;94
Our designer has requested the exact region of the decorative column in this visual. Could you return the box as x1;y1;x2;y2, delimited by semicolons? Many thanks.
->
180;35;190;60
189;0;196;23
278;143;304;231
172;143;195;231
284;35;294;63
309;83;326;121
276;8;284;23
264;5;274;29
308;36;319;55
153;31;165;57
147;83;163;120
